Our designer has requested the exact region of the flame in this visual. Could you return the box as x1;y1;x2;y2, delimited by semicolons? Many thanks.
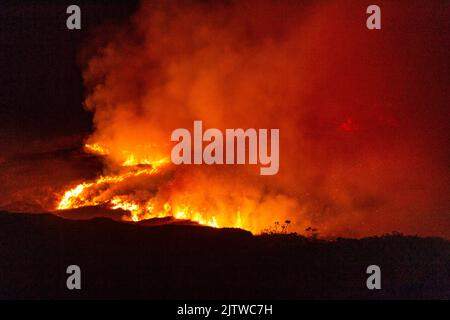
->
56;146;233;230
122;153;169;168
57;182;94;210
57;157;167;210
84;143;110;155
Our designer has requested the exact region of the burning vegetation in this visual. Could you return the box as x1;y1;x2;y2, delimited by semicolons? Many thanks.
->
56;142;274;231
57;143;223;227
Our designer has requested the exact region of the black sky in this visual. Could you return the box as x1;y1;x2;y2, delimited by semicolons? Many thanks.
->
0;1;138;155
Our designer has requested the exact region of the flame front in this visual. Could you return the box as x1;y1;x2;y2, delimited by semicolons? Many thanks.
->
57;146;240;230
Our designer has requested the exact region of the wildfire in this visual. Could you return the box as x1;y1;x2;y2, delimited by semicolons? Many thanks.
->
56;146;231;229
57;155;165;209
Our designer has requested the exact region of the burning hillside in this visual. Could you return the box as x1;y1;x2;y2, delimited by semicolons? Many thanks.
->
52;0;450;237
1;0;448;238
55;142;283;231
56;143;225;227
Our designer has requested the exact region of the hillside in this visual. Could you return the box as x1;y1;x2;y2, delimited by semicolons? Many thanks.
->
0;211;449;299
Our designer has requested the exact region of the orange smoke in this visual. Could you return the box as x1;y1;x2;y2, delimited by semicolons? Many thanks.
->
56;0;450;237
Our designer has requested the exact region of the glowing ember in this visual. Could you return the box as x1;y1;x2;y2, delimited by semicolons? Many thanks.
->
339;118;359;132
122;154;170;168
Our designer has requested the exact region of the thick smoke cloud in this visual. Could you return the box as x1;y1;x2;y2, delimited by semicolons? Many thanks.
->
80;0;450;237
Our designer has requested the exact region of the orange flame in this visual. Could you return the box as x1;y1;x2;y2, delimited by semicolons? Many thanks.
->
57;147;236;230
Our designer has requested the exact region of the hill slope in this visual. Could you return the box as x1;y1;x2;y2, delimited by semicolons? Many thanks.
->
0;211;449;299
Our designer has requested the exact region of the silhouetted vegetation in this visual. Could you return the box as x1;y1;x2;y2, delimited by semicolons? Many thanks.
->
262;220;293;235
0;211;449;299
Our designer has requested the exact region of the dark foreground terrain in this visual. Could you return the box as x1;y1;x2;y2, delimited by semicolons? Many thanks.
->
0;211;449;299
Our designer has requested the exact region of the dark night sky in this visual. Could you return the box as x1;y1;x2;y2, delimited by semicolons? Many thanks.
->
0;1;138;155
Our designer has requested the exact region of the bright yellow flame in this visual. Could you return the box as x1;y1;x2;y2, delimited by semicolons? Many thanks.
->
84;143;109;155
121;150;169;168
235;211;242;229
57;182;94;210
56;149;168;211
